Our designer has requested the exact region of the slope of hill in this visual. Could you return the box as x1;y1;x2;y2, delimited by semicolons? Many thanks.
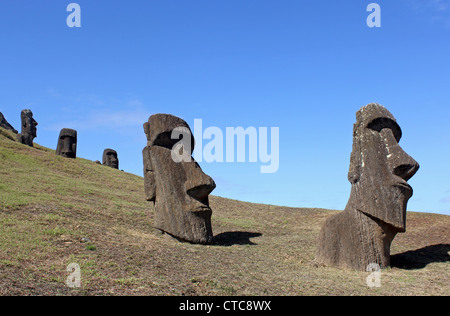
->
0;127;449;296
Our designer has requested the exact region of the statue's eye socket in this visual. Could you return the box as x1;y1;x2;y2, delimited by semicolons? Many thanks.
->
152;131;184;150
367;117;402;142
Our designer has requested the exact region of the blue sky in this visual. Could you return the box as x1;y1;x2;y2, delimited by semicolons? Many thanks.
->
0;0;449;215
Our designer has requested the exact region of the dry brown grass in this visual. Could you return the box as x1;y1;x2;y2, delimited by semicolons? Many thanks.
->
0;127;449;296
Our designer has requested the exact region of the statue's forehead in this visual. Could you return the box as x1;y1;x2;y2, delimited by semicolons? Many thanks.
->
148;114;190;136
22;111;35;121
356;103;402;141
21;109;33;116
145;114;194;149
60;129;77;138
356;103;395;124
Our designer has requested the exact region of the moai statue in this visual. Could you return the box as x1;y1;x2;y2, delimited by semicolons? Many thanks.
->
56;128;77;158
142;114;216;244
316;103;419;270
0;112;18;134
102;149;119;169
17;109;38;146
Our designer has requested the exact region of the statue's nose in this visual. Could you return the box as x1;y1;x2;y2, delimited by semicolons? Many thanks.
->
389;145;419;181
187;182;216;201
393;161;419;182
185;163;216;200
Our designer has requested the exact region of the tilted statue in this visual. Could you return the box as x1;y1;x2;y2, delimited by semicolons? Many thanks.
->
142;114;216;244
316;103;419;270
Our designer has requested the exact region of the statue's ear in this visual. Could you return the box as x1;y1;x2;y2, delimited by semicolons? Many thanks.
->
143;122;151;143
348;123;361;184
348;152;360;184
142;147;156;202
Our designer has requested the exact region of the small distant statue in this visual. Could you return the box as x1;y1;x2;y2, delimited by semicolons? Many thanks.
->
0;112;18;134
17;109;38;147
316;103;419;270
142;114;216;244
56;128;77;158
102;149;119;169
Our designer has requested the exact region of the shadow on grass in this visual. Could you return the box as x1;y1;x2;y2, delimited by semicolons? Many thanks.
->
213;231;262;246
391;244;450;270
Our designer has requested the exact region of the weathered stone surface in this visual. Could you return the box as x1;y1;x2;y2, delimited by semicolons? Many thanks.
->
143;114;216;244
0;112;18;134
143;114;195;152
17;109;38;147
316;103;419;270
56;128;77;158
102;148;119;169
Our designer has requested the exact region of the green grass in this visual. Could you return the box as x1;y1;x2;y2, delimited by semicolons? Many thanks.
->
0;126;449;296
216;217;259;229
85;244;97;251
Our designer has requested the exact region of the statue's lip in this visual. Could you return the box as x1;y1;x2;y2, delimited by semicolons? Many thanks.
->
194;205;212;213
394;181;413;194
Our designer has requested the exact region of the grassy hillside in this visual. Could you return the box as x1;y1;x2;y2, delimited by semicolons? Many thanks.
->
0;126;449;296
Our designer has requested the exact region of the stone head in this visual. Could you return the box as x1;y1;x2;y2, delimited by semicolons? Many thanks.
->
142;114;215;243
56;128;77;159
20;109;38;138
347;103;419;231
103;148;119;169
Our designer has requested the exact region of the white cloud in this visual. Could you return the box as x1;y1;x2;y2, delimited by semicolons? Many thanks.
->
44;97;150;134
79;108;148;130
432;0;449;11
439;196;450;203
439;189;450;203
407;0;450;26
410;0;449;11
